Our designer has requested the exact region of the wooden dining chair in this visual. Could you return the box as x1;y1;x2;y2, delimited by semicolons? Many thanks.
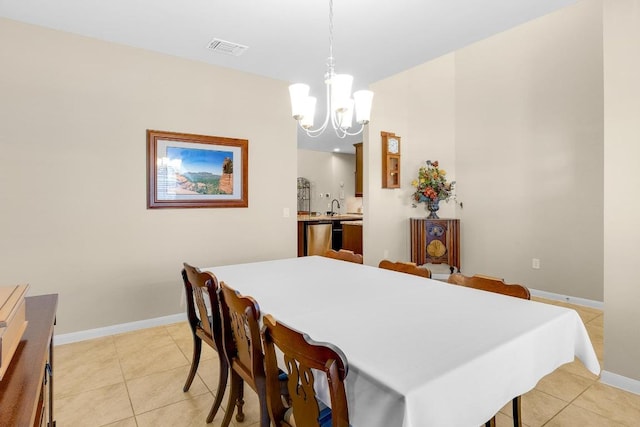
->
447;273;530;427
378;259;431;278
181;263;242;423
323;249;364;264
218;281;270;427
447;273;530;300
261;313;350;427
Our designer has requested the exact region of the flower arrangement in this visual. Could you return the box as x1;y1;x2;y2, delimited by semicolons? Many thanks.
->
411;160;455;206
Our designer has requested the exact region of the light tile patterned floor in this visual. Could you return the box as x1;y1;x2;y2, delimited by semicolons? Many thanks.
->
53;299;640;426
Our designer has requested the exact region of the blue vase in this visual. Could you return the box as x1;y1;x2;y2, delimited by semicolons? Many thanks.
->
427;199;440;219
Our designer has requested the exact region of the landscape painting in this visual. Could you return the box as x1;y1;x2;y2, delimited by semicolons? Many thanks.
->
147;130;248;208
165;146;234;195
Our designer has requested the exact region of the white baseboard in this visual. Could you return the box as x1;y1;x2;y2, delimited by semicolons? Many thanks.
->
529;288;604;310
53;312;187;346
601;370;640;395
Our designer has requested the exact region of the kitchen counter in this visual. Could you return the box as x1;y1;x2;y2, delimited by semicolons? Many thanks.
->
297;213;363;222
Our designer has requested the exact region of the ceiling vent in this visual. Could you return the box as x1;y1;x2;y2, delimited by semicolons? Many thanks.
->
206;38;248;56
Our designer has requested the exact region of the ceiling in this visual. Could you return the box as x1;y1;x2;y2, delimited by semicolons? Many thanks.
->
0;0;578;153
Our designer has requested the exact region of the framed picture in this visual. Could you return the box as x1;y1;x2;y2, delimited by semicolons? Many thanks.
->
147;130;248;208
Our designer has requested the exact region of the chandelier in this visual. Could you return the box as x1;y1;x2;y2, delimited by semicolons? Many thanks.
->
288;0;374;139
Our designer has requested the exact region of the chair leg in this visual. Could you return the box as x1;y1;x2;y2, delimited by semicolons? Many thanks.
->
220;373;242;427
256;379;270;427
235;379;245;422
183;335;202;392
205;354;229;423
512;396;522;427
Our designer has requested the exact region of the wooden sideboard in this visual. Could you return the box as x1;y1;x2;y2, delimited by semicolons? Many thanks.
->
410;218;460;273
0;294;58;426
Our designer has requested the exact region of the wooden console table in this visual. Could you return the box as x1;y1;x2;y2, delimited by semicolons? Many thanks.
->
0;294;58;426
411;218;460;273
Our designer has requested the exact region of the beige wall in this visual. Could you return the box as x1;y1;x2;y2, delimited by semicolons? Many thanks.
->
454;0;604;300
0;19;297;334
603;0;640;382
366;0;603;303
365;54;457;265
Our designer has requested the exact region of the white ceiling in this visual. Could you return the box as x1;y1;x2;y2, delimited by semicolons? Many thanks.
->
0;0;577;153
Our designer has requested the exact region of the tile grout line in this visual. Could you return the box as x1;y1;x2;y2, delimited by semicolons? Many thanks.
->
541;381;615;426
117;335;139;427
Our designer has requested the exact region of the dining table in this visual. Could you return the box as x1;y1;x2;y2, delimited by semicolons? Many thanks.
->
205;256;600;427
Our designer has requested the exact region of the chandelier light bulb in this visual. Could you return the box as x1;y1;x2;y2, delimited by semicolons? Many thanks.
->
331;74;354;113
336;99;353;130
300;96;317;129
353;90;374;124
289;83;310;120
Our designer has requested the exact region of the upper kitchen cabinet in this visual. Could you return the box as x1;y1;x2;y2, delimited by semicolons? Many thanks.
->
354;142;363;197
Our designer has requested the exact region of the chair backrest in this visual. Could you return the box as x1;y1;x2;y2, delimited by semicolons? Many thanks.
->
447;273;530;300
218;281;265;385
261;314;350;427
307;223;333;256
324;249;364;264
378;260;431;278
182;263;224;350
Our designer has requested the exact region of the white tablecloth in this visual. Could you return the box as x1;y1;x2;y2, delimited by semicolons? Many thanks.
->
206;256;600;427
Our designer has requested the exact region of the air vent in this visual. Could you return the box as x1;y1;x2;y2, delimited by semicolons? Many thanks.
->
206;38;248;56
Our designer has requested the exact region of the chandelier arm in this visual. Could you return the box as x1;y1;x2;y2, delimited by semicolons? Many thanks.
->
339;123;366;136
332;128;349;139
329;120;364;139
330;108;341;130
302;122;328;137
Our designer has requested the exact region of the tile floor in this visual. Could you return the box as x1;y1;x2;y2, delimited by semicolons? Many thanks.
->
53;298;640;427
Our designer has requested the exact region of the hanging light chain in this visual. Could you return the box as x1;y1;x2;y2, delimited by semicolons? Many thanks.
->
327;0;335;77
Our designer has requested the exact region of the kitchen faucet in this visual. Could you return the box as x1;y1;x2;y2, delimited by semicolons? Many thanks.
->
331;199;340;215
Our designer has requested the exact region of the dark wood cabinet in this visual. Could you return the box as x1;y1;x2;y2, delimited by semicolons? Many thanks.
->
411;218;460;273
297;221;306;257
0;294;58;426
354;142;363;197
342;222;363;255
